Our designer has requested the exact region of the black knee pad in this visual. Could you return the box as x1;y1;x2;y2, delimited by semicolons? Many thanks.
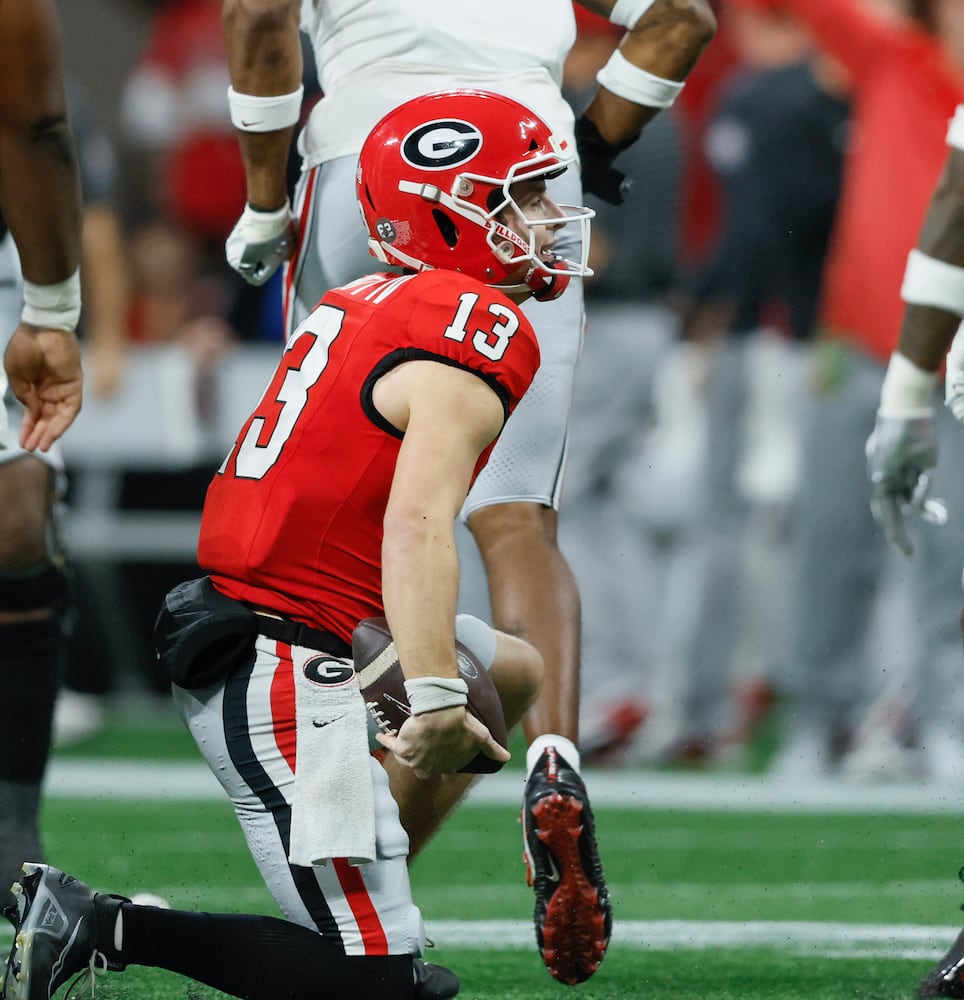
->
0;562;68;613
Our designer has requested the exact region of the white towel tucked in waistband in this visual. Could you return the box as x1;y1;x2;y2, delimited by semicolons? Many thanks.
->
288;644;376;867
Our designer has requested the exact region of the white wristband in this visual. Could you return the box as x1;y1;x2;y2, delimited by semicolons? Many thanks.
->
901;248;964;315
227;85;304;133
609;0;657;28
879;351;937;418
238;200;291;239
597;49;685;109
21;270;81;332
947;104;964;151
404;676;469;715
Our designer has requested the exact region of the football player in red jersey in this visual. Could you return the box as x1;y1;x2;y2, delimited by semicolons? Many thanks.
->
221;1;715;985
1;90;591;1000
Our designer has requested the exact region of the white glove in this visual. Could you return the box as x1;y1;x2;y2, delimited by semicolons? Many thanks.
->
225;201;295;286
866;413;946;556
945;322;964;422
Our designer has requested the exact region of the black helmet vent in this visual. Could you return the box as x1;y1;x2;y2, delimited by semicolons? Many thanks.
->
432;209;459;248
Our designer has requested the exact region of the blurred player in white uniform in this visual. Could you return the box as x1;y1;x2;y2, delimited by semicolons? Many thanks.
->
865;103;964;1000
220;0;716;984
0;0;84;912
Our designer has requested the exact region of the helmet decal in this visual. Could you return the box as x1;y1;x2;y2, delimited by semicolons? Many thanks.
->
375;218;397;243
401;119;483;170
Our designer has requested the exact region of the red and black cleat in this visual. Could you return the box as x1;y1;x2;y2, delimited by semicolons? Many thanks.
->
521;746;612;985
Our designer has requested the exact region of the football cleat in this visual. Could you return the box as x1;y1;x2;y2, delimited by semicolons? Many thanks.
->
413;958;460;999
0;863;119;1000
522;747;612;984
918;929;964;998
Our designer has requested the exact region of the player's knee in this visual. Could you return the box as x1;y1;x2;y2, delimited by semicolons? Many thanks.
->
0;561;67;621
0;458;54;566
491;632;544;728
468;501;559;554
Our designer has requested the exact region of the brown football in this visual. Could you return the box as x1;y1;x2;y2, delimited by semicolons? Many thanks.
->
352;617;508;774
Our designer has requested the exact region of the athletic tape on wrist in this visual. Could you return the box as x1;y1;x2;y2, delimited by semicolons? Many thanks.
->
610;0;657;28
227;85;304;133
21;270;81;331
238;201;291;240
597;49;685;109
947;104;964;151
901;248;964;315
404;676;469;715
879;351;937;417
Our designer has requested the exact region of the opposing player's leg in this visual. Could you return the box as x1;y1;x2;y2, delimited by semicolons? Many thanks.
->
0;229;69;912
468;494;612;984
468;502;580;741
461;163;612;983
0;454;66;913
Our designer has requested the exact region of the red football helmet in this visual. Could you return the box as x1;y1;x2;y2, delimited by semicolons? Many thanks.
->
355;89;593;297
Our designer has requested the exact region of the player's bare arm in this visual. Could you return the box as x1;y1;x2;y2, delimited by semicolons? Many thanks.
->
898;145;964;372
222;0;302;284
222;0;302;210
0;0;80;283
576;0;716;142
0;0;83;450
375;359;510;775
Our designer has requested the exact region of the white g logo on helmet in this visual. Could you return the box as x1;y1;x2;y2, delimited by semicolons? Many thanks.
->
401;119;483;170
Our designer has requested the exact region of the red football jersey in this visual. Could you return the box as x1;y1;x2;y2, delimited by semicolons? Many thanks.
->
199;269;540;641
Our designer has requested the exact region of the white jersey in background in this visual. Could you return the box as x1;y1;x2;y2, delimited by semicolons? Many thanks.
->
298;0;577;166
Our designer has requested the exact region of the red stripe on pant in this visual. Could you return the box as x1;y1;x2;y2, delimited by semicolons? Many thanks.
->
270;641;297;771
272;638;390;955
333;858;390;955
283;166;318;331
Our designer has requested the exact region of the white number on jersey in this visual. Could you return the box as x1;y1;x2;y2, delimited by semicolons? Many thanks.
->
442;292;519;362
227;305;345;480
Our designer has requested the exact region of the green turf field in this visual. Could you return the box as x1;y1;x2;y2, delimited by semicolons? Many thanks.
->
4;710;962;999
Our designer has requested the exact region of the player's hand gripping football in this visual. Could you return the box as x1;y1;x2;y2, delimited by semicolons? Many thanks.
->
225;201;296;286
376;705;510;778
865;412;947;556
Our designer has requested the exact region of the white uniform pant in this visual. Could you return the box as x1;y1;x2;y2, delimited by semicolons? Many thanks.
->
172;632;425;957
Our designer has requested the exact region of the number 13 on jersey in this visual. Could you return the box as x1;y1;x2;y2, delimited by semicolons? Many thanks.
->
443;291;519;361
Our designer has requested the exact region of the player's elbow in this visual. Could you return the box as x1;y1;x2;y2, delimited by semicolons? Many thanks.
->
222;0;300;41
638;0;717;49
27;117;77;171
673;0;717;48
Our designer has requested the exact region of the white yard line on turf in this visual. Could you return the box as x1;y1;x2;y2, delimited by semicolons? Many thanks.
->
423;920;958;959
45;759;964;812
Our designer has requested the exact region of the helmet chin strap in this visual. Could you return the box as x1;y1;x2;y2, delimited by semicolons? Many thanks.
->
491;256;572;302
525;259;572;301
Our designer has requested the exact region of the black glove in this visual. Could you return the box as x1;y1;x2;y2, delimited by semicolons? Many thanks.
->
574;114;639;205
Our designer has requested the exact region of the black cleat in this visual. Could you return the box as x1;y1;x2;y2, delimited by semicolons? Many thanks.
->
919;929;964;998
413;958;459;999
1;863;116;1000
521;747;612;984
